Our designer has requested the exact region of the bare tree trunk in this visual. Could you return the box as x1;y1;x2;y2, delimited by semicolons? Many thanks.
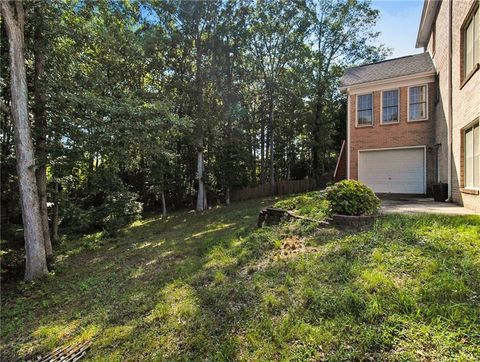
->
33;2;53;265
2;1;48;280
161;190;167;217
52;180;59;243
225;187;230;205
268;96;275;195
194;29;207;212
260;117;265;184
196;140;207;211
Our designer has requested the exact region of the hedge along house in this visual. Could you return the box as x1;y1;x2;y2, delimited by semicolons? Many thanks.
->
338;0;480;212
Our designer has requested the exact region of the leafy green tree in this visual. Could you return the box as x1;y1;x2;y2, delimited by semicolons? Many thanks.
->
306;0;390;181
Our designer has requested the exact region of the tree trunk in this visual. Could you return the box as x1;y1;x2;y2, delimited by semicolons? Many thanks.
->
312;81;325;184
161;190;167;217
52;180;59;243
2;1;48;280
33;3;53;264
260;117;265;184
196;141;207;211
194;30;207;212
225;187;230;205
268;95;275;195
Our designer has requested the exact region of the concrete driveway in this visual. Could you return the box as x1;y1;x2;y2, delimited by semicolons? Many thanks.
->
380;197;479;215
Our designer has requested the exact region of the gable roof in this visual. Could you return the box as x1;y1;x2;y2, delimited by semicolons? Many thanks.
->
339;53;435;89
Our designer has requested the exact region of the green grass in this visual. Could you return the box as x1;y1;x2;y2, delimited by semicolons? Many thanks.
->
273;191;329;220
1;195;480;361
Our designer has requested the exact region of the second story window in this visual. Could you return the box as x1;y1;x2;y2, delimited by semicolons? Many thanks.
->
463;4;479;80
381;89;399;124
357;94;373;126
408;85;428;121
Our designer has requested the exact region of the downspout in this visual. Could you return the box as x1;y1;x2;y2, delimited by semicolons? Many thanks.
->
447;0;453;201
346;90;351;179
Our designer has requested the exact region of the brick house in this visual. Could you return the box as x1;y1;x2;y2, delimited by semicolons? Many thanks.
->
338;0;479;212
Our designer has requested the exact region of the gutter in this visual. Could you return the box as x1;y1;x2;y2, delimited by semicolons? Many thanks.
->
347;93;350;179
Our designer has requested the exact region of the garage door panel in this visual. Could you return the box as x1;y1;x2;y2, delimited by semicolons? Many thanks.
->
358;148;425;194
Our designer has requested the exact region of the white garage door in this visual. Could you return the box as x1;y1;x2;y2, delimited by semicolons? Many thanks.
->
358;147;425;194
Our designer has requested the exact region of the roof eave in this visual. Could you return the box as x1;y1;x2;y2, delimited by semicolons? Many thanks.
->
339;70;436;93
416;0;442;48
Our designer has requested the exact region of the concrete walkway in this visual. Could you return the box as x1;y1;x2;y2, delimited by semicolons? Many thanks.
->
380;198;479;215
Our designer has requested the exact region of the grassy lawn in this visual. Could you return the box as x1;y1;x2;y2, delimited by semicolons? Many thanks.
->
1;195;480;361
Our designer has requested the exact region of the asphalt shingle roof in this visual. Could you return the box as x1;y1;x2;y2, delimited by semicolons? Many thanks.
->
339;53;435;88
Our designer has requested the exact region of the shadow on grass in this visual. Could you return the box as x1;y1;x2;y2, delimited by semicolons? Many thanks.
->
0;198;278;360
1;201;479;361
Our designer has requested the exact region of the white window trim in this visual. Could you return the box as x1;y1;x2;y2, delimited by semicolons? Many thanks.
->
463;121;480;190
355;92;374;127
380;88;400;125
407;84;429;122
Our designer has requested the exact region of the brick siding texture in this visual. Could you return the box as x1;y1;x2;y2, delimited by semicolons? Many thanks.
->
349;83;436;193
429;0;480;211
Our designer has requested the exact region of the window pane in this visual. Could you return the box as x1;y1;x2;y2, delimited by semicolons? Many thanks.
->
409;86;426;103
358;94;372;111
409;103;426;120
466;18;474;74
383;90;398;107
358;110;372;125
382;90;398;123
383;107;398;123
465;127;473;188
357;94;372;125
475;10;479;63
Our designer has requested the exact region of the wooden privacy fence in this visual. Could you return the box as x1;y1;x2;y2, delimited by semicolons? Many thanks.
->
230;178;328;202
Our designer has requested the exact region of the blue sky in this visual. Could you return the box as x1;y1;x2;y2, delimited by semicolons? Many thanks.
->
372;0;424;59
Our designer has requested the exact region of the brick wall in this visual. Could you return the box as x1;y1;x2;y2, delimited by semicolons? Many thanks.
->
430;0;480;211
348;82;436;193
428;0;450;185
451;0;480;212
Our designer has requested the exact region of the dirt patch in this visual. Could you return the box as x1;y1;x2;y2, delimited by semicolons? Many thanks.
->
243;237;319;275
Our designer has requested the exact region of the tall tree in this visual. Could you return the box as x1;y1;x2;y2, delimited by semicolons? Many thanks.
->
32;1;53;264
249;0;309;192
307;0;388;181
1;1;48;280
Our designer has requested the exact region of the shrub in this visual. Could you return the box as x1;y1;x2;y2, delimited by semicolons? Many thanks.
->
96;191;143;236
322;180;380;216
61;191;143;235
61;201;95;233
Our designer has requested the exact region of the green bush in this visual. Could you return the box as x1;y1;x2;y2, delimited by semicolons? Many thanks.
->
62;191;143;235
322;180;380;216
61;201;95;233
96;191;143;236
